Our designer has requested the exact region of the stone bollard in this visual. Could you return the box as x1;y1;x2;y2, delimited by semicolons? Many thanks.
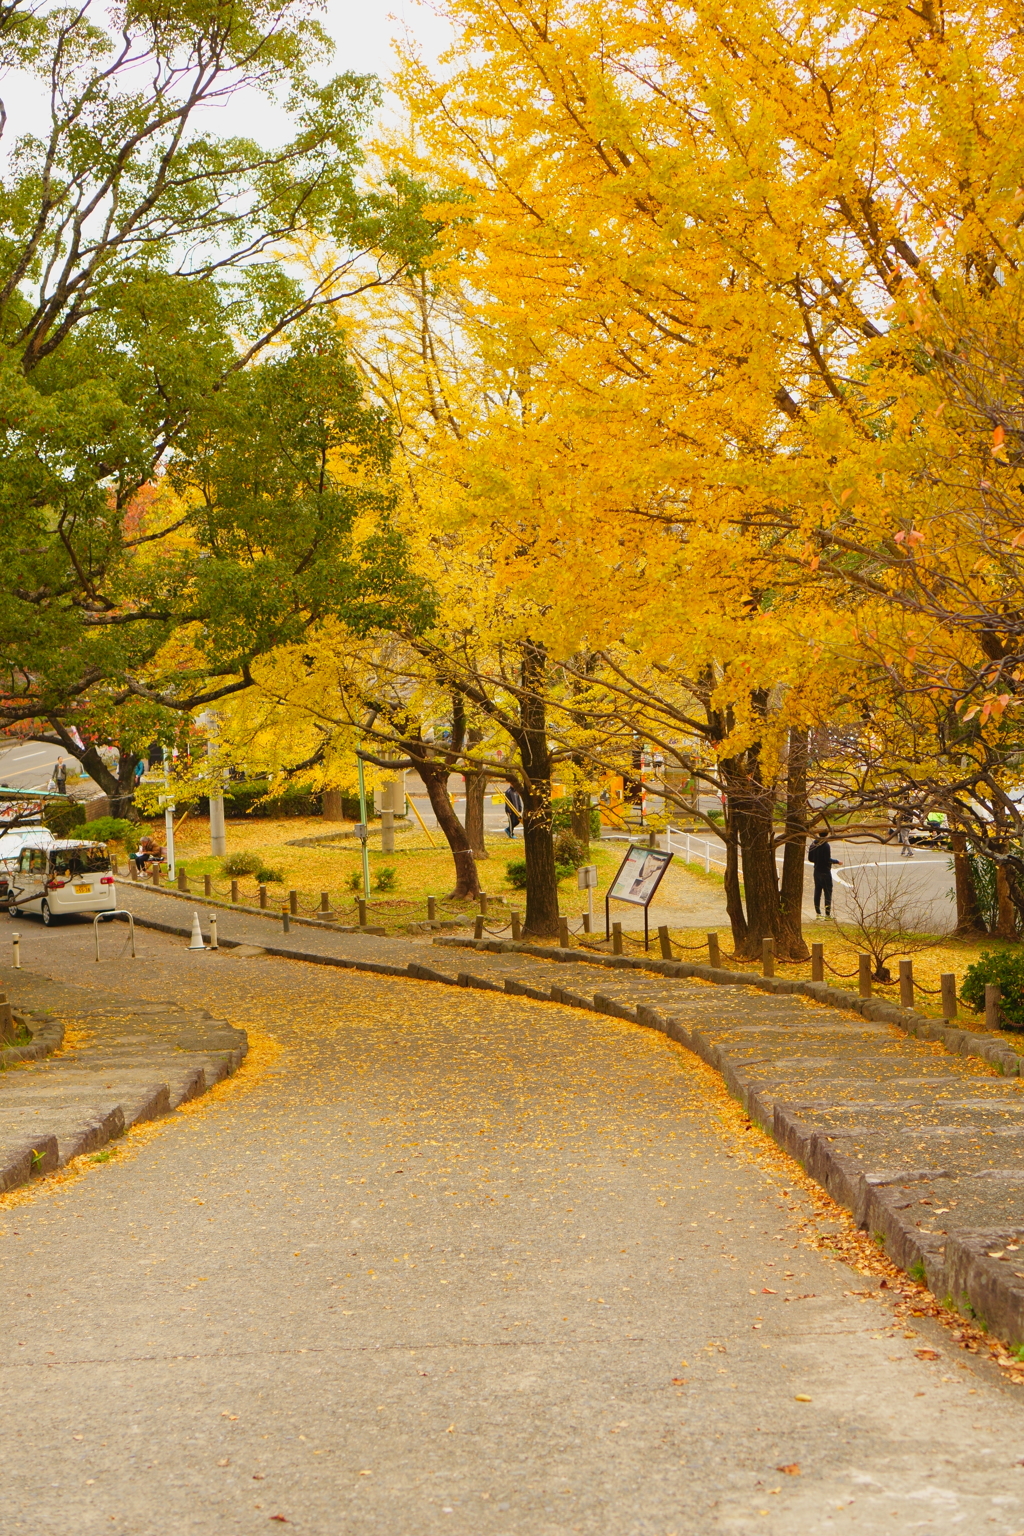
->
357;898;367;929
899;958;914;1008
474;915;484;940
658;925;672;960
289;889;298;916
612;922;623;955
177;867;187;892
762;937;775;978
707;932;720;969
230;879;239;904
511;910;522;941
811;942;824;982
940;974;958;1021
558;916;569;948
204;874;212;898
427;896;437;923
259;885;267;910
858;954;872;998
986;983;1001;1031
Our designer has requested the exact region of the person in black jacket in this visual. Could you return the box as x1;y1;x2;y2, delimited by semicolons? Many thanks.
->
808;836;841;917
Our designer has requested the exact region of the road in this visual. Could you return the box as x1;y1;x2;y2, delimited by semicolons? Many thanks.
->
1;918;1023;1534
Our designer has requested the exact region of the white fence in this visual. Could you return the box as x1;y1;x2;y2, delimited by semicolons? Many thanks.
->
664;826;727;872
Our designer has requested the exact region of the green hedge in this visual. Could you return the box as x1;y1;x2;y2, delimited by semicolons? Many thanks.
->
961;949;1024;1029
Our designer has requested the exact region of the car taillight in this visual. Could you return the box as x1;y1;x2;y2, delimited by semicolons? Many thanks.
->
100;876;114;885
46;878;66;889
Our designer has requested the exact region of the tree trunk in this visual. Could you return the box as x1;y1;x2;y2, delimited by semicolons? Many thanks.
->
951;830;986;933
725;747;783;959
419;761;480;899
779;727;810;960
463;769;488;858
996;860;1017;939
571;784;592;849
518;642;559;937
44;721;140;819
722;816;747;952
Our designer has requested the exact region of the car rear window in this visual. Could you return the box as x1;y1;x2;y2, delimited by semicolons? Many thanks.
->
51;848;110;876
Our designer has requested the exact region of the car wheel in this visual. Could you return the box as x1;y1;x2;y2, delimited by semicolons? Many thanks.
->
7;899;19;918
41;899;54;926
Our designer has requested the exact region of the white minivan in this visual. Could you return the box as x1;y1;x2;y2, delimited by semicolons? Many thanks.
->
7;840;116;925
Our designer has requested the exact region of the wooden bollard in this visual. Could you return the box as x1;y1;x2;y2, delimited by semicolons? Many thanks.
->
940;974;958;1021
612;921;623;955
357;898;367;929
707;932;720;969
511;910;522;941
230;879;239;904
582;912;592;934
558;916;569;948
658;924;672;960
177;867;187;892
289;889;298;916
204;874;212;898
479;893;488;915
811;942;824;981
320;891;330;915
899;958;914;1008
986;983;1001;1030
151;866;160;886
259;884;267;909
762;937;775;978
427;896;437;922
474;914;484;939
858;954;872;998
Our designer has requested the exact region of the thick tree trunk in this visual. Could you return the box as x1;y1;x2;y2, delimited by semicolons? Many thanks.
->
463;770;488;858
725;747;783;959
951;830;986;933
996;861;1017;939
722;817;747;952
44;721;140;819
779;727;810;960
519;642;559;937
419;762;480;900
571;784;592;849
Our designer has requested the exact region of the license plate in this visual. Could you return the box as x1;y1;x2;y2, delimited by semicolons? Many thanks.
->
74;884;91;894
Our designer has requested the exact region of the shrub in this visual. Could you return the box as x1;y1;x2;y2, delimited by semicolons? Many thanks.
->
375;866;397;893
347;869;364;893
553;830;587;870
81;816;139;853
255;864;284;884
506;858;528;890
43;800;86;838
961;949;1024;1029
221;852;263;878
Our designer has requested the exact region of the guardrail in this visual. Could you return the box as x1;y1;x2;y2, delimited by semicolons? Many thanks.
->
94;908;136;961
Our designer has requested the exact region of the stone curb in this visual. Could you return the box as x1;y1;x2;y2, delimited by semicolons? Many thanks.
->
118;903;1024;1346
1;1013;64;1068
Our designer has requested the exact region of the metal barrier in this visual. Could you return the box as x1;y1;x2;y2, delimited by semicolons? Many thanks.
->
94;909;136;962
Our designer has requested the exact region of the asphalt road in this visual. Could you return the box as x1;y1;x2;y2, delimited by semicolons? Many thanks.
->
2;920;1024;1535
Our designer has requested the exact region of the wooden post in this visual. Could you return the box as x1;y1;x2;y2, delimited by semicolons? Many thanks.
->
479;893;488;915
898;959;914;1008
658;924;672;960
558;916;569;948
940;974;958;1021
204;874;212;898
858;954;872;998
357;898;367;928
985;983;1001;1031
289;889;298;916
320;891;330;914
259;884;267;910
151;866;160;886
707;932;720;969
762;937;775;978
582;912;592;934
474;914;484;940
230;879;238;904
811;942;824;981
177;867;187;892
612;921;623;955
511;910;522;941
427;896;437;922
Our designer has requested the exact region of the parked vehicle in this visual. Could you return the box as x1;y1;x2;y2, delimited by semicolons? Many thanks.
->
0;825;55;905
7;840;116;925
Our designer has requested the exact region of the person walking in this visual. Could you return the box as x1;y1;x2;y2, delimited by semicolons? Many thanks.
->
504;785;523;839
808;835;841;917
52;756;67;795
894;806;916;857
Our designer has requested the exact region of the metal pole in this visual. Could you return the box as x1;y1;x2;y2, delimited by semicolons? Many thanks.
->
209;914;218;951
357;754;371;898
164;801;175;882
11;932;19;969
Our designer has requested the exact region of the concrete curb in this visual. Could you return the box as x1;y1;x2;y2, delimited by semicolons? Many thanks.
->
0;1013;64;1067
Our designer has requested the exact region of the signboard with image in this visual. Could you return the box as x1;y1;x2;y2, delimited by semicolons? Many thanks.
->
608;845;673;907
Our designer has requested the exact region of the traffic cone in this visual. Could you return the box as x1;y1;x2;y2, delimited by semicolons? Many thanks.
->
188;911;206;951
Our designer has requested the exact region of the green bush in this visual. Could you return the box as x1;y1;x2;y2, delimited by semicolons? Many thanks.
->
43;800;86;838
80;816;138;853
375;866;397;893
347;869;364;893
256;865;284;884
553;830;587;870
961;949;1024;1029
221;852;263;878
506;858;528;890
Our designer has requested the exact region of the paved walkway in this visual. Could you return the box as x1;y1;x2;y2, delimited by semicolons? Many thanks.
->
3;917;1024;1533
